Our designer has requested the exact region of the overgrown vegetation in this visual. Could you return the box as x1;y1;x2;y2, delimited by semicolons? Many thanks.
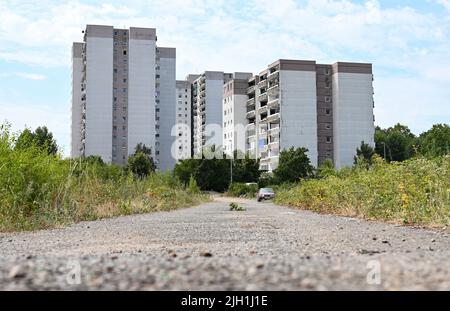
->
275;155;450;228
227;182;258;198
0;124;209;232
174;147;260;192
229;202;246;212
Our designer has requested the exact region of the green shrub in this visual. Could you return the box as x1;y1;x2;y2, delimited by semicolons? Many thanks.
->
227;182;258;198
229;202;246;211
0;124;209;232
275;156;450;227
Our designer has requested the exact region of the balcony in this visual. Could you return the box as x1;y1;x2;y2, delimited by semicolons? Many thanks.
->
246;97;256;106
246;110;255;119
267;98;279;109
258;92;268;102
268;126;279;136
267;112;280;123
267;70;279;80
267;84;279;96
257;79;267;88
246;85;256;94
246;122;255;131
258;105;267;114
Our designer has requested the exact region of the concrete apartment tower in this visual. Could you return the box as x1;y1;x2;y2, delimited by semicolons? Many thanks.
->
71;25;177;170
190;71;233;156
222;72;253;156
175;80;192;160
156;47;176;171
245;59;374;171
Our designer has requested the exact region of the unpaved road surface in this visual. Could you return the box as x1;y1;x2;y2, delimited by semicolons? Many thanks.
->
1;197;450;290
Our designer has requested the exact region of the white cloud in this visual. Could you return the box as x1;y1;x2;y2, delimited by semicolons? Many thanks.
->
1;0;450;147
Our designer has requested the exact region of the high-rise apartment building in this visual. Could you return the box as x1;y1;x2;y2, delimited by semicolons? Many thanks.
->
191;71;233;156
71;25;177;170
222;73;253;156
245;59;374;171
175;80;192;160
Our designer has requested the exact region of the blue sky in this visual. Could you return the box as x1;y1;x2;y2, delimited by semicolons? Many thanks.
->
1;0;450;156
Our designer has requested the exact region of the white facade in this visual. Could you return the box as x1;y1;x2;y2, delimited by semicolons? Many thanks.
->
222;76;252;157
175;81;192;160
246;59;373;172
192;72;233;155
332;72;375;169
127;28;156;158
84;31;114;162
279;70;318;167
72;25;177;170
71;43;83;158
156;48;177;171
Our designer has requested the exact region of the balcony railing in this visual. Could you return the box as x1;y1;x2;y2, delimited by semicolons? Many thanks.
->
267;112;280;123
246;85;256;94
258;92;268;102
246;110;255;119
267;98;279;109
246;97;256;106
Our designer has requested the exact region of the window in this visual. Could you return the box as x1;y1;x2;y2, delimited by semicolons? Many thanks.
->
114;97;117;102
123;50;127;56
123;78;127;83
325;109;331;115
325;124;331;129
325;97;331;103
326;136;332;143
114;69;118;73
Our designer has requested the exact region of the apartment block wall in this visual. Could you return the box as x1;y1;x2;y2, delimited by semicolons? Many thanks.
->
316;64;334;165
175;80;192;160
332;62;375;169
84;25;114;162
279;62;318;168
127;27;157;159
157;47;177;171
71;43;84;158
222;75;251;156
112;29;129;165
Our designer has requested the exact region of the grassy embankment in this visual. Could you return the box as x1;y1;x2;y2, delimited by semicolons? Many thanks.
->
0;126;209;232
275;156;450;228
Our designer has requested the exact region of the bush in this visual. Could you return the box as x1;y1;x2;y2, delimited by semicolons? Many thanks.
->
0;124;208;232
229;202;246;211
275;155;450;227
227;182;258;198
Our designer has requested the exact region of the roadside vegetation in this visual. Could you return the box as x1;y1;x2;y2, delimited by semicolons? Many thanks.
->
0;124;208;232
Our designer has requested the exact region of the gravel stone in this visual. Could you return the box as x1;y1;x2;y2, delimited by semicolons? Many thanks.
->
1;197;450;290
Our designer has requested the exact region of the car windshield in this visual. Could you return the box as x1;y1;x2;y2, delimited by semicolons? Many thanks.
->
261;188;274;193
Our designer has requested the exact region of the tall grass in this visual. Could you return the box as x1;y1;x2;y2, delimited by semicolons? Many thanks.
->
275;156;450;228
0;125;209;232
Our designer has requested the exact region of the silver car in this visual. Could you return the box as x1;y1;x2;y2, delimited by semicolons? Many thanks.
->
257;188;275;202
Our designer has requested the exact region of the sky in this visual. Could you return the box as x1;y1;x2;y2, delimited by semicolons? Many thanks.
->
1;0;450;156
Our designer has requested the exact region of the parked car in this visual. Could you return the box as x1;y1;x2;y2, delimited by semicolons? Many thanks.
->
257;188;275;202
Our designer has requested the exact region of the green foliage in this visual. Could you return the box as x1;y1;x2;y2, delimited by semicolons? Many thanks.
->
227;182;258;198
15;126;58;155
188;175;200;194
375;124;417;162
354;141;375;167
174;147;260;192
418;124;450;158
317;158;336;178
0;125;208;232
273;147;314;183
126;143;156;177
275;156;450;227
229;202;246;212
258;172;277;188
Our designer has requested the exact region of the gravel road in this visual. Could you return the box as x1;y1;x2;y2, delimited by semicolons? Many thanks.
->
1;196;450;290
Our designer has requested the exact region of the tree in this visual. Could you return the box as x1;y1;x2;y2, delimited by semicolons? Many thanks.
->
418;124;450;157
354;141;375;167
174;147;261;192
15;126;58;155
317;158;336;178
273;147;314;183
126;144;156;177
374;124;417;162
